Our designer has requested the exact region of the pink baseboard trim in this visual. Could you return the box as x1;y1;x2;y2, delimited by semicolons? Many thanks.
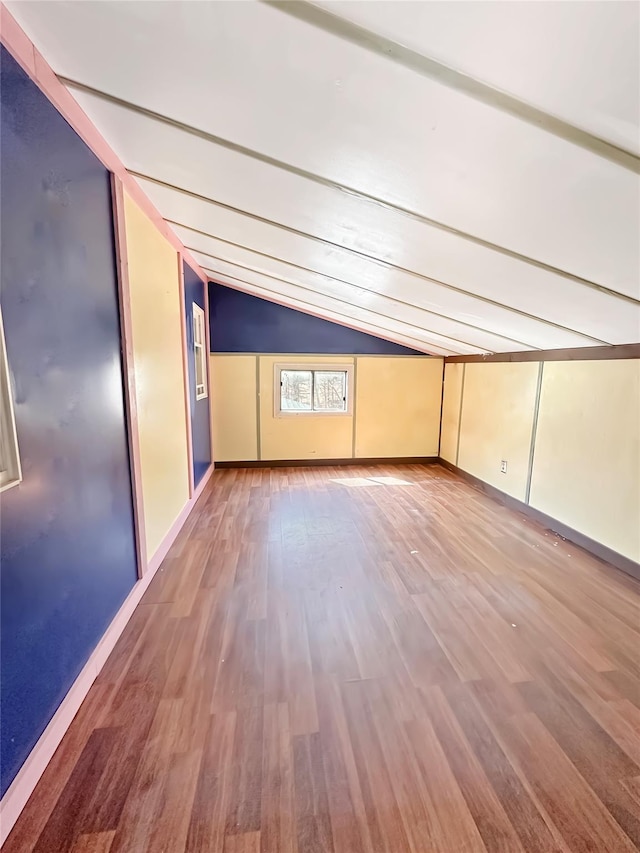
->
0;4;208;287
145;462;213;577
0;463;214;846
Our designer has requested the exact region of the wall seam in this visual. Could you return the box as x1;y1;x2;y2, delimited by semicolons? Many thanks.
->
351;357;358;457
256;355;262;461
437;359;446;456
525;361;544;505
455;363;466;466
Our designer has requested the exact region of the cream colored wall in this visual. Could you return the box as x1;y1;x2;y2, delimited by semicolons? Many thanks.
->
210;355;258;462
446;356;640;563
530;360;640;562
355;357;442;457
259;355;354;461
210;354;443;462
440;362;464;463
124;193;190;558
457;362;540;501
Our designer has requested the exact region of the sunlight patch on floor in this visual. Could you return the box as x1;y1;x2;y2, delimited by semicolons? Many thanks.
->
330;476;414;487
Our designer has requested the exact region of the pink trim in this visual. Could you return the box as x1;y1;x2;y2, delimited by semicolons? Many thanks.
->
178;254;195;498
0;463;214;846
146;463;213;577
203;277;215;464
0;4;208;286
111;175;148;578
208;275;443;356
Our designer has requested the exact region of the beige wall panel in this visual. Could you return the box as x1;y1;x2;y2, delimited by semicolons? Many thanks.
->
124;193;190;558
355;357;442;458
440;362;464;463
530;359;640;562
458;361;539;501
210;355;258;462
259;355;354;460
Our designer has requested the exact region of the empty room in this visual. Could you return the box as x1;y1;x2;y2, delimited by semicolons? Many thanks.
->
1;2;639;851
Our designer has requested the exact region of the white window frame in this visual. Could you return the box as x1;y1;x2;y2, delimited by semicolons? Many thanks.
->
192;303;208;401
0;308;22;492
274;362;354;418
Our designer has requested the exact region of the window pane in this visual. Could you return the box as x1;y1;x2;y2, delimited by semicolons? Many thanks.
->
281;370;312;410
195;343;204;389
313;371;346;411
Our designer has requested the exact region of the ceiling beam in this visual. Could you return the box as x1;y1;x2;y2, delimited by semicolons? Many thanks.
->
61;77;639;305
173;221;607;347
189;246;536;350
130;174;610;345
263;0;640;174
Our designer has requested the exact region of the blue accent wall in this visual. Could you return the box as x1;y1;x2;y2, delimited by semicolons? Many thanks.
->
209;283;424;355
0;47;138;795
184;263;212;485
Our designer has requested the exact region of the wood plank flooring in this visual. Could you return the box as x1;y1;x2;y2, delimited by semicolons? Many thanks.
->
5;464;640;853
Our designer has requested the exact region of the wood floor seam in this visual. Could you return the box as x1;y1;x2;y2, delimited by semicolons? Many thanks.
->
5;463;640;853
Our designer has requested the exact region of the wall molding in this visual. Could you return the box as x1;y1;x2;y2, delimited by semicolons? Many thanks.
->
111;175;147;578
0;464;214;847
215;457;439;468
446;343;640;364
211;351;436;358
438;459;640;582
177;254;195;498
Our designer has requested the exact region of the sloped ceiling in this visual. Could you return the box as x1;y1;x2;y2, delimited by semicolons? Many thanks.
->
8;0;640;355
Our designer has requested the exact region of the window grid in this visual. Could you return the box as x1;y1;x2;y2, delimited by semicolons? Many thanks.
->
275;364;353;417
193;304;208;401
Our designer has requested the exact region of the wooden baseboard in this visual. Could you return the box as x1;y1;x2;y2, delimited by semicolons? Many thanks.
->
438;459;640;582
0;464;214;846
215;456;440;469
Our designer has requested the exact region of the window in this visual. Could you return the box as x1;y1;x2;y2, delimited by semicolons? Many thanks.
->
0;308;21;492
192;303;208;400
275;363;353;416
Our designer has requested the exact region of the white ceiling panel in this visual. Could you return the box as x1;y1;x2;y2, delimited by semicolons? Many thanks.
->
135;175;638;351
8;0;639;355
9;1;640;287
62;91;639;348
178;226;600;353
316;1;640;155
190;248;531;354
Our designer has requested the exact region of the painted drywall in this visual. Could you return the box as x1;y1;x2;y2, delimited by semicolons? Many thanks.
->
183;262;212;486
124;194;190;558
355;357;442;457
211;354;442;462
530;360;640;562
210;355;259;462
259;355;355;460
439;362;464;464
0;47;138;796
457;361;540;501
209;283;423;355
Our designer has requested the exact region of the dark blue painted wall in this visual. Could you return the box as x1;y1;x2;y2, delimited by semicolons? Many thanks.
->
209;283;424;355
184;263;212;485
0;47;138;795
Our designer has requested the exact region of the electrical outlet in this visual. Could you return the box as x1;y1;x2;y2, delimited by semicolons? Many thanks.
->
500;460;508;474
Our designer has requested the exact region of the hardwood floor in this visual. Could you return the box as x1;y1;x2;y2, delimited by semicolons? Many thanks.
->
5;464;640;853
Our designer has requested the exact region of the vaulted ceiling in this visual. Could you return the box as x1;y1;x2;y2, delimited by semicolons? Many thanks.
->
9;1;640;355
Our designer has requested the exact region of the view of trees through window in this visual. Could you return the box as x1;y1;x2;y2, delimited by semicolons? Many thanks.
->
280;369;347;412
